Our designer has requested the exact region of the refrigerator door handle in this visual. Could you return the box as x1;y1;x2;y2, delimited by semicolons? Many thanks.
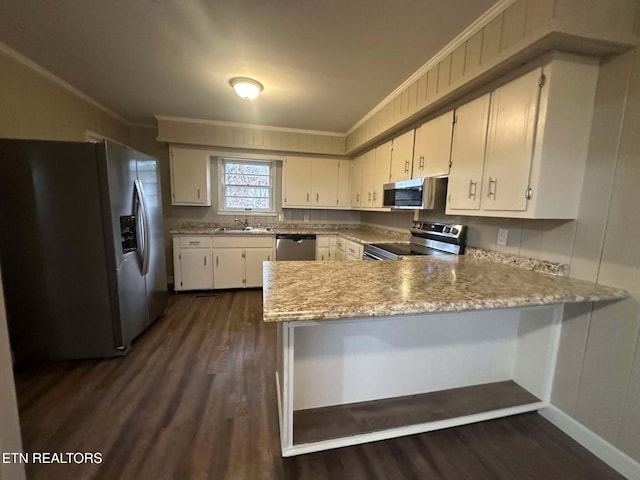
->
134;179;151;276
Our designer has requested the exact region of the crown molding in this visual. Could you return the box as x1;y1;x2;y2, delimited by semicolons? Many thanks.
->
154;115;346;137
346;0;517;135
0;41;132;126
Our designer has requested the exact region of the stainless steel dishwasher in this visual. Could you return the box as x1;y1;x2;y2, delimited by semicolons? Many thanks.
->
275;234;317;261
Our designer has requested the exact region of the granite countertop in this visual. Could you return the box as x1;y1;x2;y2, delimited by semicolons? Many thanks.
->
170;226;407;245
262;255;627;322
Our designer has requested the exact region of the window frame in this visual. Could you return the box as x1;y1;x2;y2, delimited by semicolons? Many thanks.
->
217;157;276;216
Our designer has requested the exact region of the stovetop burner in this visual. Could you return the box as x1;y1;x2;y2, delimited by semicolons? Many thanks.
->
363;222;466;260
368;242;449;257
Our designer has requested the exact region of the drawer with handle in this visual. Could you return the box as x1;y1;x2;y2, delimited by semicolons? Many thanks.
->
345;240;363;260
178;236;213;248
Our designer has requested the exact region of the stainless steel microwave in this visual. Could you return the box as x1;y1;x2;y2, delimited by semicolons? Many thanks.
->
382;177;445;210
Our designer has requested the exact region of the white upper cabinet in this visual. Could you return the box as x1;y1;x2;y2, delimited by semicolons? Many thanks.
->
170;146;212;206
413;111;454;178
355;144;391;210
282;156;312;206
373;141;392;208
483;68;540;212
350;155;363;207
337;160;350;209
311;158;339;207
283;156;350;209
360;150;376;208
447;94;491;211
445;54;599;219
389;130;415;183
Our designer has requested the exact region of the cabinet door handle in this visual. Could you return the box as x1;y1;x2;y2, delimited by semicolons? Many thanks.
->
405;160;409;173
197;188;201;199
216;256;219;266
204;256;207;266
468;180;477;199
368;192;372;202
373;191;377;201
316;193;319;202
356;193;360;202
267;255;270;261
307;192;310;202
487;178;497;198
420;154;424;169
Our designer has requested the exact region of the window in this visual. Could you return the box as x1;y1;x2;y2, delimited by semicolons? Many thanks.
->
218;158;275;214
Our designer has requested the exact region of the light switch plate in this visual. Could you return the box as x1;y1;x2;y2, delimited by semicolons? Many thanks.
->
497;228;509;246
303;214;309;223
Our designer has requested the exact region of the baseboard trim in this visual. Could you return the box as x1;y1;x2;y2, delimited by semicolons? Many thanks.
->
540;406;640;479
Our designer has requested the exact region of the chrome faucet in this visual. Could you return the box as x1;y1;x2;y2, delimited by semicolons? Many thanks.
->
234;217;250;229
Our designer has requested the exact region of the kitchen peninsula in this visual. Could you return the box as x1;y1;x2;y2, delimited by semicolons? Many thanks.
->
263;255;627;457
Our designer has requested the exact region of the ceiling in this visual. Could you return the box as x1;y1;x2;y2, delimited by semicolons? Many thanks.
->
0;0;498;132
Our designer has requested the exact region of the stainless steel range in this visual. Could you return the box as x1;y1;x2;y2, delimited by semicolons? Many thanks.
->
363;222;466;260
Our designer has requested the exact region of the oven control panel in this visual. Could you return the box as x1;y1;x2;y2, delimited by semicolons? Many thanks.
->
410;222;465;240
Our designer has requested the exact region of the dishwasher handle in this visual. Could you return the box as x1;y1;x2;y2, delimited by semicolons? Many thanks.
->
275;234;317;241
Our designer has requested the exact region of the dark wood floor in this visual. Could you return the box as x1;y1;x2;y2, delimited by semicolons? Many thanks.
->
15;290;623;480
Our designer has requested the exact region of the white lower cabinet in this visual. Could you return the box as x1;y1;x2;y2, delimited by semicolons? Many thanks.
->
244;248;273;287
213;248;245;289
345;240;363;261
173;236;213;291
333;236;362;261
335;236;346;260
174;235;274;290
328;236;337;260
316;247;330;261
213;236;275;289
316;235;337;261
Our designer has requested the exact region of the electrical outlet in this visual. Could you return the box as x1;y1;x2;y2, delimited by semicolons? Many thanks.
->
303;214;309;223
278;213;283;222
497;228;509;246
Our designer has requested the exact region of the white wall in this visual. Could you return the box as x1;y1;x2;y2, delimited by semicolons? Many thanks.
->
0;45;129;144
0;269;26;480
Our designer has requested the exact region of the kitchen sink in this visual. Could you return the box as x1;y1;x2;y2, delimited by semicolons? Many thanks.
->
215;227;272;233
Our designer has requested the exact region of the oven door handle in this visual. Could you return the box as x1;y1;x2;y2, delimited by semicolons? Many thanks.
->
363;251;386;261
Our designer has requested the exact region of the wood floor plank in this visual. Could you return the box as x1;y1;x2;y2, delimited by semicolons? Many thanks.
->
13;290;624;480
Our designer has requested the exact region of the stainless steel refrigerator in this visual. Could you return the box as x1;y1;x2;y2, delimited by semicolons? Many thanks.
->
0;138;168;364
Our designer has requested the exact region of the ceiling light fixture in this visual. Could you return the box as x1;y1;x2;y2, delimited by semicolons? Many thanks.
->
229;77;263;100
